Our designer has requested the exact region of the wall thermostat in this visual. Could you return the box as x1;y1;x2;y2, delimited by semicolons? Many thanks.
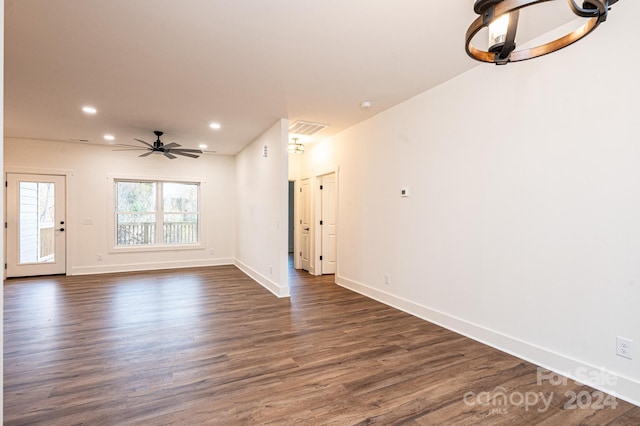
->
401;187;410;197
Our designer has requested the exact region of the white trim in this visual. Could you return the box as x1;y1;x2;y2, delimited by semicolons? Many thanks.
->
314;170;338;276
313;164;339;179
298;177;313;274
298;164;340;182
109;243;204;254
5;166;74;176
70;257;233;275
4;168;74;277
310;167;340;276
335;274;640;407
107;176;206;252
106;172;207;184
293;179;301;270
235;258;290;298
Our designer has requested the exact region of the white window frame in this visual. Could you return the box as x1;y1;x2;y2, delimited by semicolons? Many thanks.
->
109;177;205;253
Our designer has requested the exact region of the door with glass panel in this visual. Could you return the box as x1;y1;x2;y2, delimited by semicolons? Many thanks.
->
6;174;66;277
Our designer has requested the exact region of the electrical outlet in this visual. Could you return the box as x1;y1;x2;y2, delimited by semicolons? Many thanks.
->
97;253;102;261
384;274;391;285
616;336;633;360
269;265;273;275
209;249;214;255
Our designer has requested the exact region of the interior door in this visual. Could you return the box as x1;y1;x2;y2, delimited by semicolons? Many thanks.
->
320;173;337;274
300;178;311;271
6;173;67;277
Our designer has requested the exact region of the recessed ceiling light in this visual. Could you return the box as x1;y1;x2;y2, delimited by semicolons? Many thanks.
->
199;143;208;149
82;106;97;114
104;134;115;141
209;122;221;130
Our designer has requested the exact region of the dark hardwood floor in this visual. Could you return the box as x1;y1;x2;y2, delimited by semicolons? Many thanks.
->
4;265;640;425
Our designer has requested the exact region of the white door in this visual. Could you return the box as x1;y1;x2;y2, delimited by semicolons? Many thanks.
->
320;173;337;274
6;174;67;277
300;178;311;271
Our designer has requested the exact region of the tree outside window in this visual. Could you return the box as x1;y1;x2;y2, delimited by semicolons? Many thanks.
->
115;180;199;246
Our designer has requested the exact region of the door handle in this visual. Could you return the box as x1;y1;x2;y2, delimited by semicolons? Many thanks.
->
304;227;310;231
58;228;65;232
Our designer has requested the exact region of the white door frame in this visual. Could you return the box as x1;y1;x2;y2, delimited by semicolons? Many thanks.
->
317;172;337;274
294;166;339;276
293;179;301;270
5;168;73;279
298;178;312;272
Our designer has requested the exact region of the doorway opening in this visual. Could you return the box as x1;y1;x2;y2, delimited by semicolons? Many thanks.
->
292;170;338;276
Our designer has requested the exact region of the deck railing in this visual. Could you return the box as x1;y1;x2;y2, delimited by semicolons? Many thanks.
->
117;222;197;245
39;225;55;259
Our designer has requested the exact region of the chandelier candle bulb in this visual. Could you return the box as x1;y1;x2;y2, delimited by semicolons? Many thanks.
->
488;14;510;53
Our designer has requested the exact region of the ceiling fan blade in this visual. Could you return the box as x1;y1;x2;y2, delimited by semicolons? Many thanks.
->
171;148;203;153
171;151;200;159
130;132;198;159
113;143;142;148
134;138;155;149
113;148;147;151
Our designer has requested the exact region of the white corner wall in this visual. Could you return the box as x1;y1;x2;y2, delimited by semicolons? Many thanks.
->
235;119;289;297
4;138;236;274
1;0;5;421
300;5;640;405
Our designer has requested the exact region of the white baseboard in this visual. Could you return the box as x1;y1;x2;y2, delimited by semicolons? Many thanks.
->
70;258;234;275
70;257;290;298
234;259;290;298
335;274;640;408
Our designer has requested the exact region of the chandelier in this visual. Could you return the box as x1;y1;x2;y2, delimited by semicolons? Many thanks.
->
288;137;304;154
465;0;619;65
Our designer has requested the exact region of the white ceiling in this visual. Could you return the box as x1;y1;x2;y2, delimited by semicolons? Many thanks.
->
4;1;577;155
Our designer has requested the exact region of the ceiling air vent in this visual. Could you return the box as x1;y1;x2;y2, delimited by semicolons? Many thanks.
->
289;120;328;136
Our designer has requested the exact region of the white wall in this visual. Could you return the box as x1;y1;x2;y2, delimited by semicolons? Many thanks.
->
235;119;289;297
5;138;236;274
300;7;640;405
288;150;301;181
1;1;5;421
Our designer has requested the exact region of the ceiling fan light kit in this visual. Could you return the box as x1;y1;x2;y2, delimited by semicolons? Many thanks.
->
466;0;619;65
114;130;203;159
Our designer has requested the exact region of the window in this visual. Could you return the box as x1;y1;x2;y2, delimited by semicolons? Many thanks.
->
115;180;199;247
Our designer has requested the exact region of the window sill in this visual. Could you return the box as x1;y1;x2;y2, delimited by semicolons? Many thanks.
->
109;244;204;254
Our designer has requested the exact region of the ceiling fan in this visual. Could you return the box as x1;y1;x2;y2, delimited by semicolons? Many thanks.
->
115;130;203;159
